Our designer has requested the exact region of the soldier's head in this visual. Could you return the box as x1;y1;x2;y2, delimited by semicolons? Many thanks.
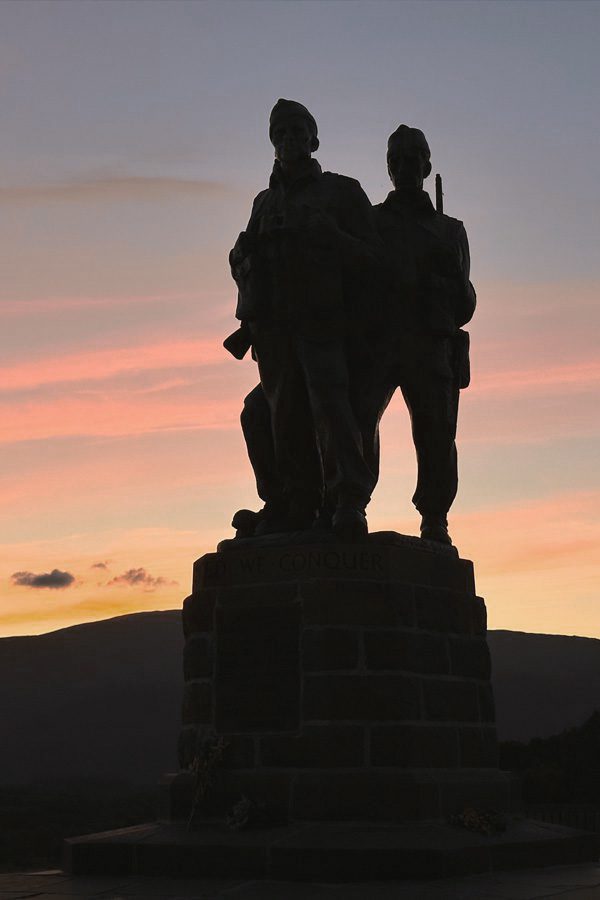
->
269;99;319;165
387;125;431;190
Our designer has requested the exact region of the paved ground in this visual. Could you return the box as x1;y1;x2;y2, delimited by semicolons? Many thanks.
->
2;865;600;900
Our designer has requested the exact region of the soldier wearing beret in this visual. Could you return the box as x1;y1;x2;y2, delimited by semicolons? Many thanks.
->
227;99;379;539
353;125;476;544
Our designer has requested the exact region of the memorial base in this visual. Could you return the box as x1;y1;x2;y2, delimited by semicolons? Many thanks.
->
177;532;507;825
64;532;599;878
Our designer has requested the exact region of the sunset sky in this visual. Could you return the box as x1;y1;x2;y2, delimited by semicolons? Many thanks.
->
1;0;598;638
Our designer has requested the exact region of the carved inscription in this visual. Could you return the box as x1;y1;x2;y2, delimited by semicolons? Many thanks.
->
199;547;386;588
279;549;384;574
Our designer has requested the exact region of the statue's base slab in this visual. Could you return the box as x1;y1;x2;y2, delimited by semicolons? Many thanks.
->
64;818;599;881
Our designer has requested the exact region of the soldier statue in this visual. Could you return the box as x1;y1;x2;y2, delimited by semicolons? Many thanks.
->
354;125;476;544
226;99;379;541
227;119;475;547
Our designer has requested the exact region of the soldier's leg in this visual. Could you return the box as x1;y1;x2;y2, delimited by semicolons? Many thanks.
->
351;364;397;489
231;384;286;538
296;337;375;536
240;384;281;506
400;370;459;541
250;325;323;527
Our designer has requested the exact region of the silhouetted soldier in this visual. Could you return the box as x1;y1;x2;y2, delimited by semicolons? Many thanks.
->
227;99;378;539
354;125;476;544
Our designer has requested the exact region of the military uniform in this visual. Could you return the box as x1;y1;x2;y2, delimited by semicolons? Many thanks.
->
354;187;476;521
230;157;379;523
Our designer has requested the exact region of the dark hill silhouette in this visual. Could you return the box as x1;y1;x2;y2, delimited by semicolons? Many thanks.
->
0;611;183;784
1;612;599;784
488;630;600;744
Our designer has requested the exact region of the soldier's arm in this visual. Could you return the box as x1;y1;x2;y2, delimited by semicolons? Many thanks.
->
225;190;270;357
228;190;268;281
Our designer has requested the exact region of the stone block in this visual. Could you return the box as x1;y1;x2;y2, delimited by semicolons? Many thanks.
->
371;724;459;768
364;631;449;674
422;679;479;722
387;549;475;594
217;583;298;611
260;725;364;768
458;726;499;767
448;636;491;679
182;591;216;636
216;674;299;733
301;580;414;628
181;682;212;726
215;596;300;733
414;586;475;635
302;628;359;671
303;673;420;722
183;635;213;680
216;622;299;674
472;597;487;635
292;771;440;821
478;683;496;722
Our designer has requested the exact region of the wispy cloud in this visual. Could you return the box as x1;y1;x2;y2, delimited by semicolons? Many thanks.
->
0;391;239;443
0;291;205;318
470;360;600;396
0;337;227;392
106;567;178;591
0;175;235;205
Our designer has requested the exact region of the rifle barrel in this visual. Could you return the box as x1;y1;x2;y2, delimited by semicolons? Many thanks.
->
435;173;444;214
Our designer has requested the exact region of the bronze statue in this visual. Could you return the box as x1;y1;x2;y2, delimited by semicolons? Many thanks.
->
226;116;475;546
226;99;379;541
354;125;476;544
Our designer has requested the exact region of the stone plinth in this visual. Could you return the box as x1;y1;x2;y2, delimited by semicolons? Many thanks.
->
65;531;600;880
173;532;516;825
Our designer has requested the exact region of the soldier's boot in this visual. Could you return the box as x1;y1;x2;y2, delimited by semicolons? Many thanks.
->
332;504;368;542
232;499;289;539
254;496;318;536
231;508;261;539
420;513;452;545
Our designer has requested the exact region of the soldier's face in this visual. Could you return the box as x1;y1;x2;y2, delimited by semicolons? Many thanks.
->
271;117;314;163
388;148;427;190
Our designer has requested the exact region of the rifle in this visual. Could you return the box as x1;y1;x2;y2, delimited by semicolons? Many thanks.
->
435;173;444;214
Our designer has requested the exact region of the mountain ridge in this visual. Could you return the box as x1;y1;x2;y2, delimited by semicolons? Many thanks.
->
2;610;599;784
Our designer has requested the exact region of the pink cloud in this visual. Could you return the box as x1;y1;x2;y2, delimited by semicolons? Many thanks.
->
0;392;241;443
0;337;228;392
470;360;600;396
0;291;205;317
451;489;600;572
